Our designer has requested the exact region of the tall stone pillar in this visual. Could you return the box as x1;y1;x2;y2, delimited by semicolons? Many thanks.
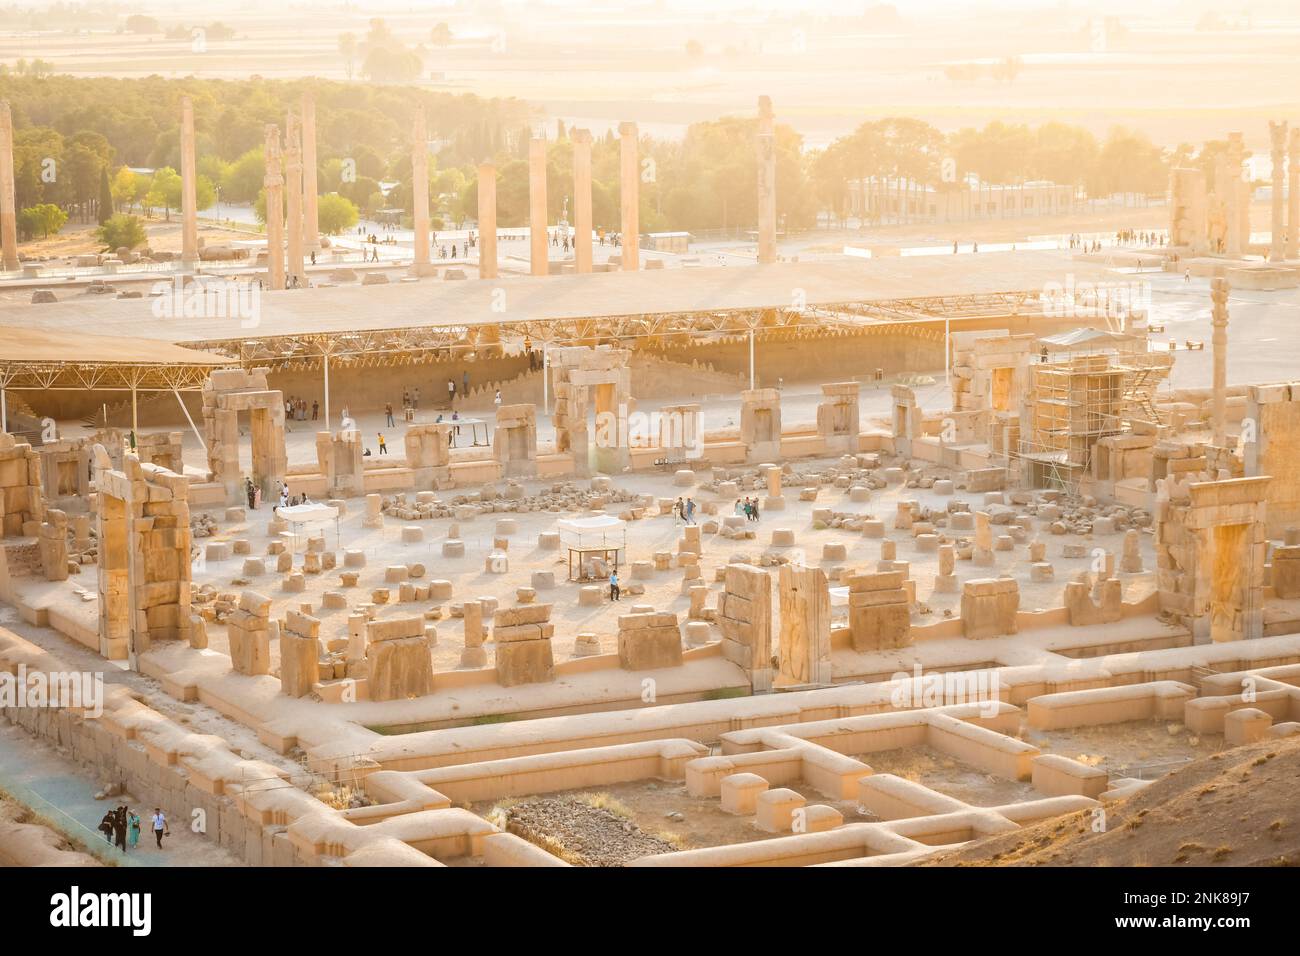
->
1270;121;1287;262
1211;277;1229;448
180;97;199;268
301;92;320;254
284;112;304;287
1228;132;1248;256
572;129;593;273
263;125;285;291
477;162;497;280
756;95;777;265
412;107;432;274
619;122;639;271
1288;129;1300;261
0;102;18;271
529;136;548;277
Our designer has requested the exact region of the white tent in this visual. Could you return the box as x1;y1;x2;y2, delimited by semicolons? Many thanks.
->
558;515;627;581
277;502;340;550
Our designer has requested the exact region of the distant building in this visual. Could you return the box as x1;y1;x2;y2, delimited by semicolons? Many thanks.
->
848;177;1078;223
645;231;692;253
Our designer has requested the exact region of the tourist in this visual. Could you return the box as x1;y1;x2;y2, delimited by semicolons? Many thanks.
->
151;807;168;849
494;388;502;409
385;402;395;427
609;570;620;602
403;388;410;409
310;250;316;266
685;497;696;524
377;433;388;455
674;497;685;522
114;806;129;851
462;371;470;397
253;484;262;511
127;809;141;850
279;484;289;510
751;499;761;521
98;810;115;843
734;499;745;516
245;477;256;510
448;378;456;404
413;387;420;410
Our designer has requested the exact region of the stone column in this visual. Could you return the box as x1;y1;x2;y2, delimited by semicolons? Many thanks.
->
619;122;639;271
284;112;304;286
0;101;18;271
572;128;593;273
477;162;497;279
180;96;199;268
1211;277;1229;448
263;124;285;291
412;107;432;273
756;95;777;265
1289;129;1300;261
301;92;320;254
1271;121;1287;262
529;136;548;276
1225;133;1244;257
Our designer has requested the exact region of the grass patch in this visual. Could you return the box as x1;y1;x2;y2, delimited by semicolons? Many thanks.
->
703;687;748;701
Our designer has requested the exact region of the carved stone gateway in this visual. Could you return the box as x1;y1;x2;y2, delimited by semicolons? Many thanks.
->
777;564;832;686
94;448;192;665
202;369;288;505
1156;475;1270;644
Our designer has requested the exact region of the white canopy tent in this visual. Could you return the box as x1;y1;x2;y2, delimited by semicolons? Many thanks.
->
277;502;341;551
558;515;628;581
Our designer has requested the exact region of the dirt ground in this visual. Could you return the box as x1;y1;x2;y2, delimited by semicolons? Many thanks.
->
920;734;1300;867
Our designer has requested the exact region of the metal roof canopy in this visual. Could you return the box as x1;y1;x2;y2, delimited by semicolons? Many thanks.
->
1;253;1113;365
0;325;231;391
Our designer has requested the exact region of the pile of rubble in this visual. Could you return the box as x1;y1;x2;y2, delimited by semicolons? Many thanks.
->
381;480;641;521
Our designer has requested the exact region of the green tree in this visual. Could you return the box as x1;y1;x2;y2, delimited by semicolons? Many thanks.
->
19;203;67;239
110;166;138;212
96;213;146;250
317;192;359;234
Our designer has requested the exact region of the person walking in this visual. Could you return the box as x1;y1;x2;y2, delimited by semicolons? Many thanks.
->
245;476;256;511
385;402;395;428
98;810;115;843
377;433;388;455
127;809;141;850
151;808;168;849
311;400;319;421
685;497;696;525
609;570;620;602
447;378;456;405
462;370;470;398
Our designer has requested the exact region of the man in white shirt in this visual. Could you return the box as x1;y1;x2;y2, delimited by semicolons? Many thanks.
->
151;808;168;848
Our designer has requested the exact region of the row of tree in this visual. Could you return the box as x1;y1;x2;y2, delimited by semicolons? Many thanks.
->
2;73;1248;245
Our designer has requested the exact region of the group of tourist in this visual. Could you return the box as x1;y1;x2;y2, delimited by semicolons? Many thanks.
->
285;396;317;422
735;497;761;521
673;497;697;524
244;477;263;511
98;805;167;851
1066;230;1167;253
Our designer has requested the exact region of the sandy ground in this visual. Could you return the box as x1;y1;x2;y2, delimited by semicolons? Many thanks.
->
178;446;1158;672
